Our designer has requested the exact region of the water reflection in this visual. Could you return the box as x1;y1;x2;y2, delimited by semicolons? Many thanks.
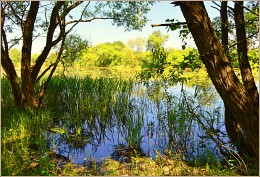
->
45;80;230;164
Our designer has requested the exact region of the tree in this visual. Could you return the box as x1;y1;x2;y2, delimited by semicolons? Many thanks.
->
61;33;89;67
127;37;146;52
172;1;258;160
8;48;21;66
146;30;169;51
1;1;154;109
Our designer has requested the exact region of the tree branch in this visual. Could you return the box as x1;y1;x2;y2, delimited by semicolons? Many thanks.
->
65;17;115;26
212;1;221;8
212;1;235;16
38;28;66;108
34;63;54;85
65;2;90;34
151;22;188;27
8;35;23;49
211;5;220;12
234;1;259;16
59;1;84;22
1;25;9;52
31;2;65;83
228;30;259;49
7;2;23;27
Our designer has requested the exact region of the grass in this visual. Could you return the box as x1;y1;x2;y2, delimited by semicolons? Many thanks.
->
1;71;259;176
95;154;241;176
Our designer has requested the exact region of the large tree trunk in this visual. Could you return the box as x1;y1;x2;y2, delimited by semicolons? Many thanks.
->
20;1;40;109
234;1;258;104
175;1;259;159
220;1;252;158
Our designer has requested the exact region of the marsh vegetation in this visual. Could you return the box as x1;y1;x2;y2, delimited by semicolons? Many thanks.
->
1;68;258;175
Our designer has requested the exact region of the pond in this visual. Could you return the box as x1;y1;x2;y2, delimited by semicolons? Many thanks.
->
43;76;233;165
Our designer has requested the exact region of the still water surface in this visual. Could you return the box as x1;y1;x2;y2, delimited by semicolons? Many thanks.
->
46;81;230;164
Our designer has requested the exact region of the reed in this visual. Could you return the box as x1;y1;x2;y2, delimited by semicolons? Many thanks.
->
2;74;257;175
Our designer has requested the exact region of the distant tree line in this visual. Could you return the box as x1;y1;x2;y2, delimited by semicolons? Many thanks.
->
8;30;259;70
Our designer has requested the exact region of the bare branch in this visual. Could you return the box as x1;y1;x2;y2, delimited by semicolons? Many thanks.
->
234;1;259;16
59;1;84;22
8;35;23;49
34;63;54;85
212;1;221;8
151;22;188;27
212;1;234;15
65;17;115;26
1;27;9;51
211;5;220;12
7;2;23;26
228;30;259;49
65;2;90;34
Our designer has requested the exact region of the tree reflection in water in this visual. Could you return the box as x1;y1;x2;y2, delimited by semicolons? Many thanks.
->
44;78;229;164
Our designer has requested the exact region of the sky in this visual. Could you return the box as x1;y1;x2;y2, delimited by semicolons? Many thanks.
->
70;1;220;51
13;1;222;54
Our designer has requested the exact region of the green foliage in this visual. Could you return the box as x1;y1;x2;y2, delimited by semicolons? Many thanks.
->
138;45;202;85
9;48;21;66
150;46;168;74
227;47;259;68
165;18;190;50
248;48;259;69
179;49;202;71
62;34;89;66
31;53;40;64
127;37;146;52
46;52;58;65
244;2;259;47
95;1;155;31
80;41;141;67
85;41;126;67
146;30;169;51
138;46;168;82
165;18;182;31
212;17;235;42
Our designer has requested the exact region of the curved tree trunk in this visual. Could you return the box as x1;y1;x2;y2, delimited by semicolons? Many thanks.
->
175;1;259;159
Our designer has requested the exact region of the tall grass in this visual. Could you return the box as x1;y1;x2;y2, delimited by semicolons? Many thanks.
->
1;78;55;175
41;76;136;153
2;75;257;175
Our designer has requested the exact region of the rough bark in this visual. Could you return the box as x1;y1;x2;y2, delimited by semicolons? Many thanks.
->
1;47;22;107
175;1;259;159
1;9;22;107
221;1;229;53
220;1;251;157
234;1;258;104
21;1;39;109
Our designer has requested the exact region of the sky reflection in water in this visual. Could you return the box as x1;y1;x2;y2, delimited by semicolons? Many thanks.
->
47;82;230;164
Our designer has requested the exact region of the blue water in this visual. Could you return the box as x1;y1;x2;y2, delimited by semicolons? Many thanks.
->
47;82;231;164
